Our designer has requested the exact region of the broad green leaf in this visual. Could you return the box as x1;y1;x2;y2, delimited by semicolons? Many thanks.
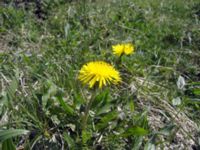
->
96;111;118;130
122;126;148;137
92;89;110;108
96;103;111;115
93;89;111;115
0;129;29;142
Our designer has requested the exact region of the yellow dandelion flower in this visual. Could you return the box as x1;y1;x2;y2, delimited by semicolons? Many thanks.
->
112;43;134;56
78;61;121;88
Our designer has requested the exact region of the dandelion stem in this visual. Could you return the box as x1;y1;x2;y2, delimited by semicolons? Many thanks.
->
82;90;97;131
116;54;123;67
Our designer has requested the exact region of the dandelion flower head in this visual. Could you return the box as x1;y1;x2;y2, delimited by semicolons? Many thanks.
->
78;61;121;88
112;43;134;56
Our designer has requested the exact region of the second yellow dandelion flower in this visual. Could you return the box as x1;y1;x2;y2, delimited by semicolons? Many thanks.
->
112;43;134;56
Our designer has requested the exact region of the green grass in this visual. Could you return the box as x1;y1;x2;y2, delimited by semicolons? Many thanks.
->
0;0;200;149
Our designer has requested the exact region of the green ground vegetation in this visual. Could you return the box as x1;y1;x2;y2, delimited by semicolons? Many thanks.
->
0;0;200;149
